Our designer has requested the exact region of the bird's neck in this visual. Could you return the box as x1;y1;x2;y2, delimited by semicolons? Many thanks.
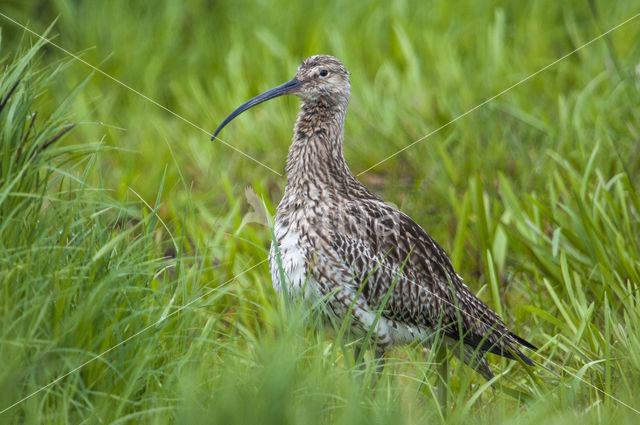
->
284;98;353;193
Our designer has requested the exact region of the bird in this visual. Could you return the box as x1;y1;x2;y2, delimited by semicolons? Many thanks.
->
212;55;536;380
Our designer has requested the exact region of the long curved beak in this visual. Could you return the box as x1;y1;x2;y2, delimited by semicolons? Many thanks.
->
211;77;302;140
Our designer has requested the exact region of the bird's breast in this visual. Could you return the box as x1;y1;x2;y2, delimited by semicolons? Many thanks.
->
269;211;322;304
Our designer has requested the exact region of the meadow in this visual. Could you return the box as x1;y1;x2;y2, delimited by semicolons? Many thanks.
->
1;0;640;423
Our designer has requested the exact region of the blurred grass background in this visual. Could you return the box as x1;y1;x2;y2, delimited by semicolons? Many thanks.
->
1;0;640;423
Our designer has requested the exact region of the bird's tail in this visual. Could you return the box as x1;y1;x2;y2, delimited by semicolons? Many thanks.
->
442;331;538;380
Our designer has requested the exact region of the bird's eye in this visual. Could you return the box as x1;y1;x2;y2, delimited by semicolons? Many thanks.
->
319;69;329;77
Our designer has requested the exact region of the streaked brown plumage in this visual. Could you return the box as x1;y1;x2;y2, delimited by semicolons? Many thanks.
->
213;55;536;380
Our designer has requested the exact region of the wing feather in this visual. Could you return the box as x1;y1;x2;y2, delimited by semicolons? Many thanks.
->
319;199;536;365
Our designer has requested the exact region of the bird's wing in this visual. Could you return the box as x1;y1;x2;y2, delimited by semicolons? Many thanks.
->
315;199;535;365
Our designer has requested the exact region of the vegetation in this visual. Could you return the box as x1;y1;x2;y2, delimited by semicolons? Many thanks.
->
1;0;639;423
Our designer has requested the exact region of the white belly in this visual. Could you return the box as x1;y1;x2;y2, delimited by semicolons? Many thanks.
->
268;223;320;303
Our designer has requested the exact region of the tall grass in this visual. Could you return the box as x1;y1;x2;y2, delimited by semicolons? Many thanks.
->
0;40;249;423
1;0;640;423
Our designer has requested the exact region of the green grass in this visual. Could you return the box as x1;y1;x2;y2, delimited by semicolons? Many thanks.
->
1;0;640;423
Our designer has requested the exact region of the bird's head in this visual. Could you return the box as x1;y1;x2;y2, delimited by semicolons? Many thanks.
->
292;55;351;103
212;55;350;140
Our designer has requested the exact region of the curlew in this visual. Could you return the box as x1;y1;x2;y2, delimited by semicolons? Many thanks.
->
212;55;536;380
